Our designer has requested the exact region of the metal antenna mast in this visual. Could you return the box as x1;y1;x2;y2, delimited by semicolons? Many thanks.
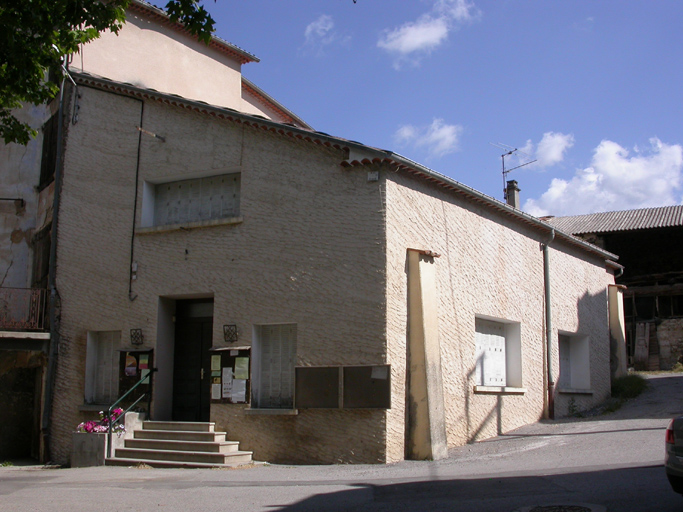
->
489;142;537;202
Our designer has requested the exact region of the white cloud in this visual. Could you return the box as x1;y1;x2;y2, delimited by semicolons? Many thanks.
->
524;137;683;217
395;118;463;158
536;132;575;167
303;15;349;54
378;0;481;68
515;132;574;169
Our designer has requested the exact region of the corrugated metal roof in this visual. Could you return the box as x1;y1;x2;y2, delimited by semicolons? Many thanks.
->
544;205;683;234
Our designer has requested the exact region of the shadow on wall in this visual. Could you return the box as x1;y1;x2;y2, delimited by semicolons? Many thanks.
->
460;288;613;441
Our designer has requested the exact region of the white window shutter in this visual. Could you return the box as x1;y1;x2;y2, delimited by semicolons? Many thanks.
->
258;324;296;408
475;319;507;387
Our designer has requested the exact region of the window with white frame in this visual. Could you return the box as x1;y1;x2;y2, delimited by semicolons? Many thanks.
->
252;324;297;409
85;331;120;404
474;317;522;388
141;172;240;228
558;333;590;390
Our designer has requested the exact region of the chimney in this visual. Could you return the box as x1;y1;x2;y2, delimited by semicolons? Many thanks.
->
506;180;521;209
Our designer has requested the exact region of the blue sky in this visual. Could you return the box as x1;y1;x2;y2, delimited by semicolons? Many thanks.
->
198;0;683;217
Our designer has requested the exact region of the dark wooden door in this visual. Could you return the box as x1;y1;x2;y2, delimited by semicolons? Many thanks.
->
172;317;212;421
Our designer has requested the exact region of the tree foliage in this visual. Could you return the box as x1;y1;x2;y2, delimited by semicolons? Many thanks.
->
0;0;215;145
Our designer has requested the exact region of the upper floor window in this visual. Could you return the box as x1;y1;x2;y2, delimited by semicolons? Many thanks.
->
141;172;240;228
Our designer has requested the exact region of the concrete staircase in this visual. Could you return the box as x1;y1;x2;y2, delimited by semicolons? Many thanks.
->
106;421;253;468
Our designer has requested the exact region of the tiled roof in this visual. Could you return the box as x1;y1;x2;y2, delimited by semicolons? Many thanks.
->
544;205;683;234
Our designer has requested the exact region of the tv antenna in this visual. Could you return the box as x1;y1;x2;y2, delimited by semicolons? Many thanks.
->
490;142;537;202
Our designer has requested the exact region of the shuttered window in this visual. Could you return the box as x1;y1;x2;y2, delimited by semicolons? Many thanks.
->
255;324;297;409
154;173;240;227
475;319;507;386
85;331;120;404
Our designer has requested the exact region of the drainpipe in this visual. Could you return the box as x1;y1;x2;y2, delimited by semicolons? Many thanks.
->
542;229;555;419
42;65;70;462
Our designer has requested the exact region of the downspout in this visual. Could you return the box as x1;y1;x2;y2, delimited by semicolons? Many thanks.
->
128;101;145;302
42;62;72;462
542;229;555;419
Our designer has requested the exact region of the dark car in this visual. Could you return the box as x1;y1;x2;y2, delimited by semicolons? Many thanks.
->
666;417;683;494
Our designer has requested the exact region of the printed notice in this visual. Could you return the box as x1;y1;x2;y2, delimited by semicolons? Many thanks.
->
222;367;233;398
234;357;249;380
231;379;246;402
211;355;221;372
140;368;151;384
211;383;221;400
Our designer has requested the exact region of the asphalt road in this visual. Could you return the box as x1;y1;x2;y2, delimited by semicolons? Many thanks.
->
2;373;682;512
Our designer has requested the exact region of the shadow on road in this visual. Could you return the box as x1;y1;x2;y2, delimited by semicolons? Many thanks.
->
272;464;680;512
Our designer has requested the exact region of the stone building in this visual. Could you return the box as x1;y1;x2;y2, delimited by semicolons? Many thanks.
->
0;1;625;465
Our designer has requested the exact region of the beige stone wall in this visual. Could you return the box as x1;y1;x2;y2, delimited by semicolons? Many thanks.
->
384;171;613;461
50;86;388;464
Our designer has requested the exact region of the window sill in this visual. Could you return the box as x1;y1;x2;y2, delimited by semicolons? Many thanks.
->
558;388;594;395
137;216;243;235
473;385;526;395
244;408;298;416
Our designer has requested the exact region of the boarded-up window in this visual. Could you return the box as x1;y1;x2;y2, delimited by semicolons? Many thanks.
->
475;318;507;386
154;173;240;227
254;324;296;409
85;331;120;404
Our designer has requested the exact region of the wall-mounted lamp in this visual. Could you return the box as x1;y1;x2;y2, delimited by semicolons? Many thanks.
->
223;324;238;343
130;328;144;346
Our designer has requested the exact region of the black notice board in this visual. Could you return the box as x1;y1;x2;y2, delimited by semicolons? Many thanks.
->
295;367;340;408
210;348;251;404
343;365;391;409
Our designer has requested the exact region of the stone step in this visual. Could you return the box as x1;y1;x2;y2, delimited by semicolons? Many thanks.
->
135;429;227;443
105;457;256;469
125;438;239;453
114;447;253;465
143;421;215;432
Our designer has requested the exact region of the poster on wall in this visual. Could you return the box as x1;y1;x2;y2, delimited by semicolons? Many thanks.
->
124;353;138;376
139;353;149;370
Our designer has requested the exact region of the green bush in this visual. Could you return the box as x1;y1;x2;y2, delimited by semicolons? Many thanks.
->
611;374;647;399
